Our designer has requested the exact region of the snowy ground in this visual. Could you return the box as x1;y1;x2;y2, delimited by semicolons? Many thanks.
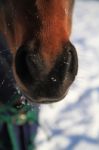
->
35;1;99;150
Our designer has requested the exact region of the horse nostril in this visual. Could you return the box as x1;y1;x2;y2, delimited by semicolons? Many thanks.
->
63;47;72;74
15;44;45;85
15;45;33;85
64;41;78;77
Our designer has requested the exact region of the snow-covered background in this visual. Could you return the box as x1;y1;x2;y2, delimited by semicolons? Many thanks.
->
35;1;99;150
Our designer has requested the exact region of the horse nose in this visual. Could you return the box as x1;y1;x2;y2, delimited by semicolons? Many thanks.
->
15;41;78;103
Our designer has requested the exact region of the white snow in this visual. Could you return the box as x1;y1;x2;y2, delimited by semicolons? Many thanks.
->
35;1;99;150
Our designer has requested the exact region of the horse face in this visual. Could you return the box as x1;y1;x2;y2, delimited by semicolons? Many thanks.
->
1;0;78;104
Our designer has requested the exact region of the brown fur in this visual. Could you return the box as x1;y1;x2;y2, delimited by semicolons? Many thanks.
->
0;0;77;103
0;0;74;59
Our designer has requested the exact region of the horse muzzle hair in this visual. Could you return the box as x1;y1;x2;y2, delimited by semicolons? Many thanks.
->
0;0;78;104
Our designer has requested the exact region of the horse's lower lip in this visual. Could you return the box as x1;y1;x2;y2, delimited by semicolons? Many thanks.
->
21;85;69;104
23;93;66;104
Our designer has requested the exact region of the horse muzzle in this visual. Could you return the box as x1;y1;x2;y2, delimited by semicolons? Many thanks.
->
15;41;78;104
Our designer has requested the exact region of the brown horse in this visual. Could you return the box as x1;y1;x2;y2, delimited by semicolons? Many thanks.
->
0;0;78;103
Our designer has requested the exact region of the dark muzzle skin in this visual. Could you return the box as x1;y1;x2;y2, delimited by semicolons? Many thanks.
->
15;41;78;103
0;0;78;104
